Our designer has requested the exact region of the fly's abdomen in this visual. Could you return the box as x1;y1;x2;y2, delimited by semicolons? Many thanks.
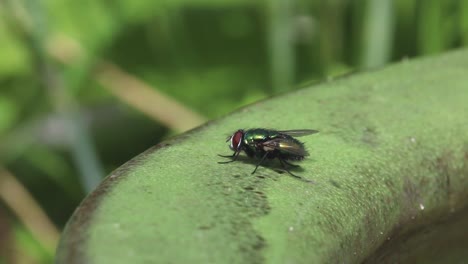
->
276;137;308;160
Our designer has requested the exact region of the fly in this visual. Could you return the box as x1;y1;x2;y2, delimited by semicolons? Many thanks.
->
218;128;318;178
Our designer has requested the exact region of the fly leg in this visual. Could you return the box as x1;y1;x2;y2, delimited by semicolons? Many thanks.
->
278;159;314;183
218;151;240;164
251;152;269;174
282;159;300;167
278;158;301;178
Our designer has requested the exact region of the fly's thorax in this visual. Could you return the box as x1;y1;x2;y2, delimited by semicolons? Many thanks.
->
243;129;275;144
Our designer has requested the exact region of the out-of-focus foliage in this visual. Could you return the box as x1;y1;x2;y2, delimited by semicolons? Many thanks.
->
0;0;467;263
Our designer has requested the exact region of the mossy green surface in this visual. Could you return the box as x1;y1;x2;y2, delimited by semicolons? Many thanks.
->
57;50;468;263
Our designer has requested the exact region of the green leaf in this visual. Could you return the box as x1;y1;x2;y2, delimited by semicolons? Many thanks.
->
57;50;468;263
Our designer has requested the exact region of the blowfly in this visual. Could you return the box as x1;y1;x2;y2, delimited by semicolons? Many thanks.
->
218;128;318;178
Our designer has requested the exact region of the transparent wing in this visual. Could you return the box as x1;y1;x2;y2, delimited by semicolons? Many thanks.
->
262;138;309;156
277;129;319;137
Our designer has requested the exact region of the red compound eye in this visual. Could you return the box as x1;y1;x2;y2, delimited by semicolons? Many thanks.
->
230;130;243;151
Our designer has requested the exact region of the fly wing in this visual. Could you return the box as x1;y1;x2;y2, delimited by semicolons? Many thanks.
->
277;129;319;137
262;138;309;156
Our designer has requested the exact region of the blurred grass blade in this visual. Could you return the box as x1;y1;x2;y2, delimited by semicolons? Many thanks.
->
66;113;106;192
416;0;443;54
359;0;394;69
95;62;207;133
461;0;468;45
47;35;207;133
0;168;59;253
267;0;295;92
14;0;105;192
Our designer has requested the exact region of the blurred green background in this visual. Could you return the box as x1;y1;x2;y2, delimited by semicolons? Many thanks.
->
0;0;467;263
